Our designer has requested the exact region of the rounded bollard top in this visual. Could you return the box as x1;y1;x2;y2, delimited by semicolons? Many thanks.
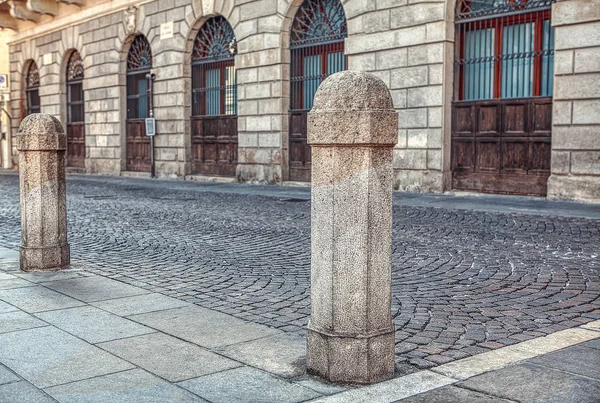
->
17;113;67;151
311;70;394;112
307;71;398;146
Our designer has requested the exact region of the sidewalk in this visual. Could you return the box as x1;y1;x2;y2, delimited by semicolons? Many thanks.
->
1;246;599;403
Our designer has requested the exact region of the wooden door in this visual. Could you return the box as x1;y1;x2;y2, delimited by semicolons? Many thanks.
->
126;119;151;172
66;122;85;168
289;111;310;182
191;115;237;176
451;98;552;195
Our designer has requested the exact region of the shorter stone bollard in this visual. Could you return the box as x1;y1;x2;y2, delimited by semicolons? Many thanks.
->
17;114;70;271
306;71;398;384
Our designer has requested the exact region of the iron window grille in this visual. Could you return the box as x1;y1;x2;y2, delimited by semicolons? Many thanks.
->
25;62;40;116
66;51;84;124
290;0;348;112
127;35;152;120
191;16;238;117
455;0;556;101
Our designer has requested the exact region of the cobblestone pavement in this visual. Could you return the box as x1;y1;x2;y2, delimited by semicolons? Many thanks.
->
0;173;599;371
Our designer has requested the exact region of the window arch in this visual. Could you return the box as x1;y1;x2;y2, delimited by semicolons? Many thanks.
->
25;62;40;115
289;0;347;182
190;16;238;176
66;50;85;168
191;16;238;116
127;35;152;120
454;0;556;100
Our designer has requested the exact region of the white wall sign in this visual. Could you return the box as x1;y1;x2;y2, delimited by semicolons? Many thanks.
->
160;21;173;40
43;53;53;65
0;75;7;90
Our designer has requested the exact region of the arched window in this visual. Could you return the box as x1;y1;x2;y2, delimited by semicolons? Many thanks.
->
455;0;555;100
125;35;152;172
289;0;347;182
25;62;40;115
190;16;238;176
451;0;555;196
66;50;85;168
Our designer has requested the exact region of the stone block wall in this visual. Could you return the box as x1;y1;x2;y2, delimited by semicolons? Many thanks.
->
345;0;452;193
547;0;600;203
5;0;597;200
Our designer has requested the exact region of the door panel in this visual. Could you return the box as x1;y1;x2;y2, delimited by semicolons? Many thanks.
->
191;115;237;176
451;97;552;196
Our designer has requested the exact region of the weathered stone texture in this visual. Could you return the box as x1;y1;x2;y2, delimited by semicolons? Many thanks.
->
548;0;600;203
347;0;448;192
307;71;396;384
17;114;70;271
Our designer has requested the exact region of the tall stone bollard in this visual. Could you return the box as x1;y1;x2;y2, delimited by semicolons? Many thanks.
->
17;114;70;271
306;71;398;384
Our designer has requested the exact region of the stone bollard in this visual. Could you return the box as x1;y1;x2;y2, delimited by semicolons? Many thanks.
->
17;114;70;271
306;71;398;384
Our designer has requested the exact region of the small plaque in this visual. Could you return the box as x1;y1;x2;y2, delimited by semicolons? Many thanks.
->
43;53;52;65
0;75;7;90
145;118;156;136
160;21;173;40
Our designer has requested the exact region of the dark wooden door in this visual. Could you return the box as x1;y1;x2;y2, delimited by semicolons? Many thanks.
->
451;98;552;196
191;116;237;176
126;119;151;172
289;111;310;182
66;122;85;168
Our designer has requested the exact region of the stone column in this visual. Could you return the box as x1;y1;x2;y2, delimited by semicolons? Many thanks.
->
306;71;398;384
17;114;70;271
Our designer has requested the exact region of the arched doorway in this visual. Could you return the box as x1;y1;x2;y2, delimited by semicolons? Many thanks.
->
126;35;152;172
190;16;238;177
25;62;40;116
288;0;347;182
451;0;556;195
66;50;85;168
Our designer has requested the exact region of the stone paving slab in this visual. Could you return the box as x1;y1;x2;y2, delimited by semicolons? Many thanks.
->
0;277;37;290
97;333;241;382
0;285;85;313
15;270;93;284
0;363;20;385
0;326;134;388
178;366;321;403
217;332;306;378
458;363;600;403
309;370;455;403
91;293;191;317
397;385;514;402
528;345;600;379
45;369;205;403
128;305;281;349
35;306;156;344
0;272;15;281
0;299;18;314
0;311;48;334
0;381;57;403
43;276;150;303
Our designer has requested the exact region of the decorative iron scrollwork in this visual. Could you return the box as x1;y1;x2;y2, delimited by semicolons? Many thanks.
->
291;0;347;48
66;51;84;82
192;16;237;62
127;35;152;71
26;62;39;88
457;0;555;20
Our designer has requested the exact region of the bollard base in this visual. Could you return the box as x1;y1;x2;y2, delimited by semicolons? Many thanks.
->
307;325;395;384
20;243;70;272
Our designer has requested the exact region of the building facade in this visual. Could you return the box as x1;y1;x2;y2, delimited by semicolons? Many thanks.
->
0;0;598;202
